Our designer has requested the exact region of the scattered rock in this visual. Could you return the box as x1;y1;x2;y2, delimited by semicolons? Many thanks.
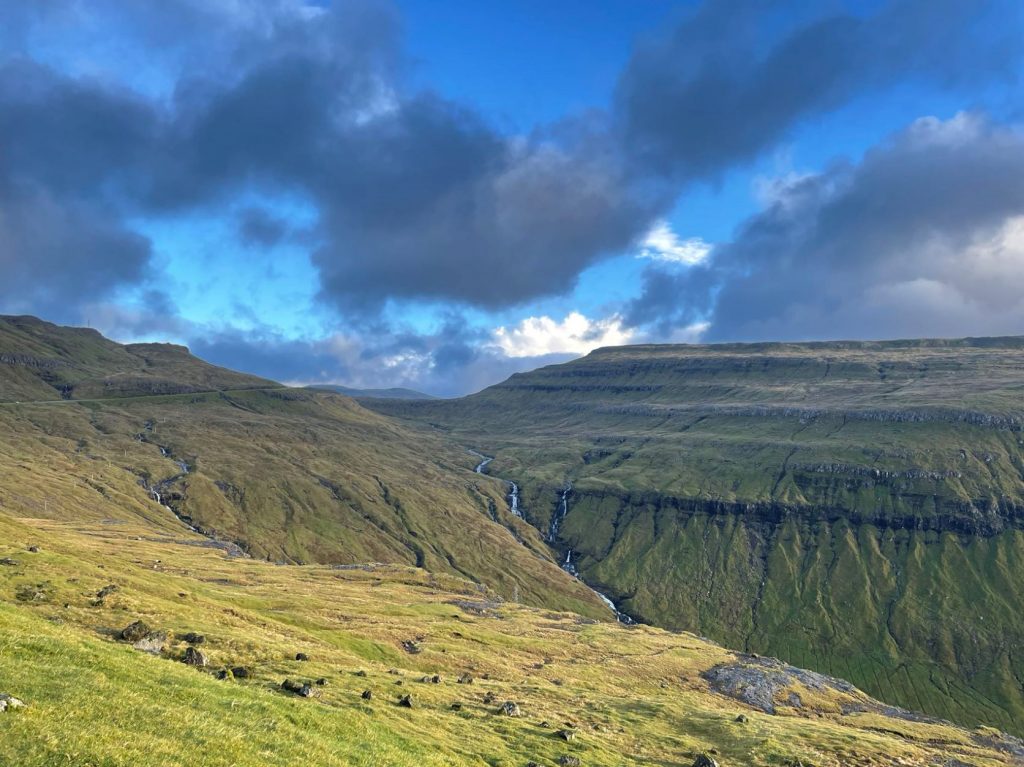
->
0;557;17;566
119;620;151;642
457;674;474;684
215;669;232;680
559;757;581;767
361;690;373;700
735;714;749;723
398;694;414;708
295;652;310;662
96;584;119;600
316;678;328;686
182;647;208;667
0;693;26;713
499;701;522;717
402;640;422;654
692;755;719;767
27;546;39;553
181;632;205;646
483;691;496;705
282;679;317;698
231;667;251;679
132;631;167;655
431;675;441;684
15;582;52;603
555;729;577;741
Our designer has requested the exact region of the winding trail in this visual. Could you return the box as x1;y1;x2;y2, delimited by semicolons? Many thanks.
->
469;449;635;624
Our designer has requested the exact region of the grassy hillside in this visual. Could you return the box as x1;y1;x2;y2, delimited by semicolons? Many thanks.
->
1;510;1021;766
365;338;1024;734
0;316;605;617
0;315;275;401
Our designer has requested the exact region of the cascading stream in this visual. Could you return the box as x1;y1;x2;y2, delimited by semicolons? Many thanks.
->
469;449;635;624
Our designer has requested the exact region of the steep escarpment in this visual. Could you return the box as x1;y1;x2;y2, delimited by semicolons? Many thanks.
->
366;337;1024;733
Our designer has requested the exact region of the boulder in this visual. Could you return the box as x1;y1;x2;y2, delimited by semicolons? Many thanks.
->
361;690;373;700
231;667;251;679
555;729;577;742
559;757;581;767
401;640;422;654
450;702;463;711
282;679;316;698
183;647;208;667
0;693;26;713
457;674;474;684
692;755;719;767
398;694;414;708
0;557;17;566
133;631;167;655
181;632;205;646
499;701;522;717
27;546;39;553
119;620;151;642
295;652;310;662
96;584;119;600
735;714;749;723
315;677;328;686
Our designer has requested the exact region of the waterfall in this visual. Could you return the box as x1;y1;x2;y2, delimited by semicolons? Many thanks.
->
508;482;522;517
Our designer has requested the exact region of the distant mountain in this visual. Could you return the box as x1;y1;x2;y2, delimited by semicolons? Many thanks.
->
0;314;276;401
306;384;437;400
365;336;1024;735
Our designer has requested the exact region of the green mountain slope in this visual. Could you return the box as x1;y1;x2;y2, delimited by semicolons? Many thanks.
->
365;338;1024;734
0;315;276;401
0;316;604;618
2;511;1021;766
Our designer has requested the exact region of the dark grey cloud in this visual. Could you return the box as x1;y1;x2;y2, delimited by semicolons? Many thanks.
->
615;0;1021;182
632;114;1024;342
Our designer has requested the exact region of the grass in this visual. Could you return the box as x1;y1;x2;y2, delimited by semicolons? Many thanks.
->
0;512;1019;766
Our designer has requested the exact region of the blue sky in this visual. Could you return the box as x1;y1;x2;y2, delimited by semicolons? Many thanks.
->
1;1;1023;395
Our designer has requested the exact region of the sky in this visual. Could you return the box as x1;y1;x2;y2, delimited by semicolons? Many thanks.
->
1;0;1022;396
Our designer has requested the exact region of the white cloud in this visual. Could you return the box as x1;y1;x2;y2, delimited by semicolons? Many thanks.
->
637;220;711;265
492;312;635;358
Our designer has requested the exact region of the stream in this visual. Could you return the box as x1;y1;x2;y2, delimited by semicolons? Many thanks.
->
469;450;635;624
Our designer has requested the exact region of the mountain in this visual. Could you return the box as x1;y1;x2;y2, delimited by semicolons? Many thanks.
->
0;315;276;401
306;384;438;400
0;315;603;617
365;338;1024;735
2;509;1022;766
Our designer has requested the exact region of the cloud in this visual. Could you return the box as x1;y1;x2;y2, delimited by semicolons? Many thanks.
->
637;220;711;265
493;312;635;358
634;113;1024;342
615;0;1021;182
237;207;289;247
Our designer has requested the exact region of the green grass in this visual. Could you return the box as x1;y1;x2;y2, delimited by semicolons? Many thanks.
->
0;512;1018;766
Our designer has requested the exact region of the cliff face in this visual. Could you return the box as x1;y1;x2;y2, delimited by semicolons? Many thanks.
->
365;337;1024;733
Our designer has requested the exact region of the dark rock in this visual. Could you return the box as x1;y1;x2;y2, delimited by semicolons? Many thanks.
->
181;632;205;646
499;701;522;717
96;584;119;600
483;691;496;705
735;713;749;723
216;669;231;680
555;729;576;741
295;652;310;662
315;678;328;686
355;669;368;677
450;702;463;711
457;674;474;684
282;679;316;698
398;694;414;708
431;675;441;684
27;546;39;553
231;667;251;679
402;640;422;654
183;647;208;667
692;755;719;767
361;690;373;700
558;757;581;767
0;558;17;566
119;620;151;642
